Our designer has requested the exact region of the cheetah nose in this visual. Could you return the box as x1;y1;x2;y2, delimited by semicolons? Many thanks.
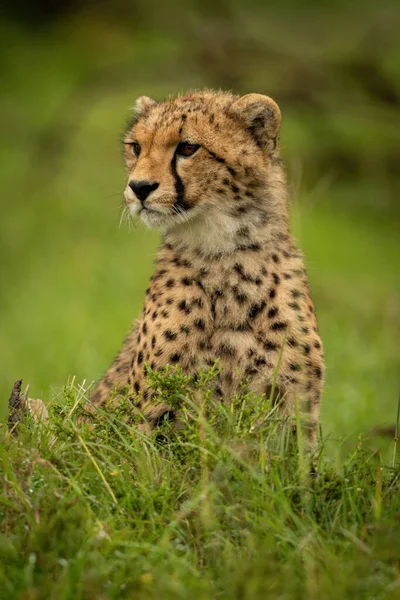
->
129;180;159;203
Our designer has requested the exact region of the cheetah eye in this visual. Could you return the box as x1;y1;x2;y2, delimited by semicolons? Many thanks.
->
124;141;141;157
176;142;200;157
131;142;141;158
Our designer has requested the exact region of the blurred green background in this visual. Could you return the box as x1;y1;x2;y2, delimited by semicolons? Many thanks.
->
0;0;399;442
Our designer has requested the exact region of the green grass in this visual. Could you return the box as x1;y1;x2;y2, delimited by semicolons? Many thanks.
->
1;368;400;599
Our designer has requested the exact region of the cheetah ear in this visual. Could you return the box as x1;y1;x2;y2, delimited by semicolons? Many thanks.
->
231;93;281;151
134;96;157;116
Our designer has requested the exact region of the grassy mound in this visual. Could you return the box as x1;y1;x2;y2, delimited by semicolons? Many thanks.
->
1;367;399;599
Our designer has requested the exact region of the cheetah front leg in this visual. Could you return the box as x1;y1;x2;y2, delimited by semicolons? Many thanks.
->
90;322;139;409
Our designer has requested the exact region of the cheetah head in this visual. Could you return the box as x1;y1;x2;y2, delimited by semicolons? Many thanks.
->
123;90;284;246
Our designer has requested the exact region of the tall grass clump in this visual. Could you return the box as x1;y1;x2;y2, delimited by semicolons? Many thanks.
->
1;366;399;599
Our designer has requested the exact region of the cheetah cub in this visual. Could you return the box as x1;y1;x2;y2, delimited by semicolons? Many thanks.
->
91;90;324;441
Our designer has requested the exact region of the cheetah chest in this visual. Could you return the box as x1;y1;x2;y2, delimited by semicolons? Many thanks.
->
131;254;287;396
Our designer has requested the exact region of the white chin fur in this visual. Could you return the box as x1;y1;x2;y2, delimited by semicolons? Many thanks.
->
129;202;202;231
140;210;173;229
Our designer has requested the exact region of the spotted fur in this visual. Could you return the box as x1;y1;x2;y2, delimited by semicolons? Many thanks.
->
91;90;325;443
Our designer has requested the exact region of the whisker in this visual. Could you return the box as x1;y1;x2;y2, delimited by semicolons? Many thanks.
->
118;206;128;229
103;191;125;201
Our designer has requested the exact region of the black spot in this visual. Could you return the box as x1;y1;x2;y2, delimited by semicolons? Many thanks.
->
198;340;212;351
134;382;140;393
272;254;280;263
235;291;248;304
161;310;169;318
301;327;309;334
231;184;239;193
137;351;144;364
315;366;323;379
192;297;203;308
314;340;321;349
287;337;298;347
269;288;276;299
152;311;158;321
223;178;230;185
170;353;181;363
181;277;192;286
234;263;256;283
194;318;205;330
289;363;301;371
227;166;237;177
178;299;191;314
255;357;267;367
152;269;167;280
248;300;266;319
238;226;250;237
303;343;310;355
264;340;277;351
288;302;300;311
272;273;280;285
291;290;301;299
165;278;175;288
142;322;147;334
166;298;173;305
218;343;236;357
245;366;258;377
283;273;292;280
246;243;261;252
164;329;177;341
180;325;191;334
151;335;156;349
270;321;287;331
267;307;278;319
